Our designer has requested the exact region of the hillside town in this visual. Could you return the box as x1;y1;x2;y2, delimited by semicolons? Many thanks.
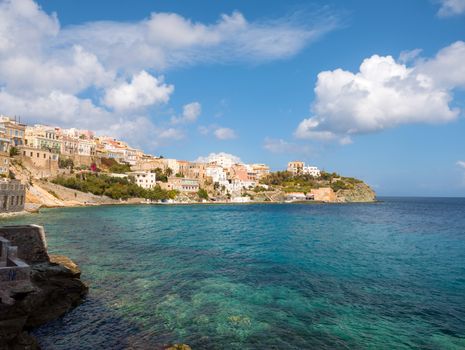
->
0;114;375;213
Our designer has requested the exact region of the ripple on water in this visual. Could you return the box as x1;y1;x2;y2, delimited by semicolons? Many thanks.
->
2;199;464;349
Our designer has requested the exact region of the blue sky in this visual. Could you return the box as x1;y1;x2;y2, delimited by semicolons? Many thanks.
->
1;0;465;196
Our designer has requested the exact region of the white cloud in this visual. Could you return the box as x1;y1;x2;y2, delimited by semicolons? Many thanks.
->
195;152;242;164
171;102;201;124
263;138;314;155
295;41;464;143
158;128;184;140
437;0;465;17
0;90;111;128
58;10;339;71
214;127;237;140
457;160;465;169
103;71;173;111
0;0;337;150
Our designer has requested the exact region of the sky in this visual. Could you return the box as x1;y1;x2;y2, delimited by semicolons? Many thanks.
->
0;0;464;196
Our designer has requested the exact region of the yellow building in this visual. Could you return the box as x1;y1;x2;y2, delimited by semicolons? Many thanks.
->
287;161;304;175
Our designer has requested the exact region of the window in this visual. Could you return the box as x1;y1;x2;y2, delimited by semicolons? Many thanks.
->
37;153;39;158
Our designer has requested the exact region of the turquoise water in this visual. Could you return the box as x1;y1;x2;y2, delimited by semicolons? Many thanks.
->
3;198;465;349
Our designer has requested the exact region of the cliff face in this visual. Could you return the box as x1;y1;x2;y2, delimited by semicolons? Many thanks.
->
336;182;376;202
0;226;88;350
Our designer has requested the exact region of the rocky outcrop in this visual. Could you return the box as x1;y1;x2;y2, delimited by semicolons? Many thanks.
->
336;182;376;202
0;226;88;350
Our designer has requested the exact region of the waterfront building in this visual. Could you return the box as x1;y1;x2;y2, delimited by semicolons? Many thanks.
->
0;179;25;213
0;125;10;176
161;177;200;192
130;171;156;189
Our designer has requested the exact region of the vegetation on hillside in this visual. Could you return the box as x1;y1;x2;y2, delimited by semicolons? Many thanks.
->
58;158;74;169
151;167;173;182
52;174;178;200
260;170;364;193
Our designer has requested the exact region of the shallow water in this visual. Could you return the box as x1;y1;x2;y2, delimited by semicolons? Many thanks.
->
3;198;465;349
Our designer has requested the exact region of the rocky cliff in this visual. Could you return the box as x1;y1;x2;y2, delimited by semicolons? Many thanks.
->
0;226;88;350
336;182;377;202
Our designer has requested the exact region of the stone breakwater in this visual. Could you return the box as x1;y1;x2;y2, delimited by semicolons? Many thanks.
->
0;225;88;350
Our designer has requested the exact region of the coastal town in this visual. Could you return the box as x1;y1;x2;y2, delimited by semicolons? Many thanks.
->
0;114;375;214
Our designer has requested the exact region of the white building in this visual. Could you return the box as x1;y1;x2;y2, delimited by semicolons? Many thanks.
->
206;165;228;184
130;171;156;189
303;166;321;177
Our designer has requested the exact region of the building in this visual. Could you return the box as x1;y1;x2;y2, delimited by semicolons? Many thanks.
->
287;161;321;177
287;161;305;175
77;139;96;157
0;179;26;212
205;153;239;169
60;135;79;156
303;165;321;178
251;164;270;180
20;146;59;176
161;177;200;192
206;164;228;184
285;192;314;201
0;115;26;147
25;125;61;154
130;171;156;189
0;125;10;176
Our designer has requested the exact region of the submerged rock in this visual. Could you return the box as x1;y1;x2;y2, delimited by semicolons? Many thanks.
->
165;344;192;350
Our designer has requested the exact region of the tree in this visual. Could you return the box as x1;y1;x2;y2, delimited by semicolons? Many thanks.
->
58;157;74;169
165;167;173;177
109;162;131;174
198;188;209;200
9;146;18;157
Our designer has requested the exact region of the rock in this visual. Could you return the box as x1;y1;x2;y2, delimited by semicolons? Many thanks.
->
336;182;376;202
0;228;88;350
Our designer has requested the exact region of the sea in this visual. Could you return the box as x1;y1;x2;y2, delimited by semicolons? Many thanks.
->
3;197;465;349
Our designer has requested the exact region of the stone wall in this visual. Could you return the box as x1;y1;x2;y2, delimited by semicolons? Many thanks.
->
0;225;49;264
310;187;337;202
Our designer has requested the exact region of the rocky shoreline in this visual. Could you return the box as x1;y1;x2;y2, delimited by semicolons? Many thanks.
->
0;226;88;350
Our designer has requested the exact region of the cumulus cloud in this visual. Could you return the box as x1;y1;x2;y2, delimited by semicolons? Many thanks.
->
295;41;465;144
457;160;465;169
195;152;242;164
103;71;173;111
214;127;237;140
0;0;337;149
437;0;465;17
171;102;201;124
